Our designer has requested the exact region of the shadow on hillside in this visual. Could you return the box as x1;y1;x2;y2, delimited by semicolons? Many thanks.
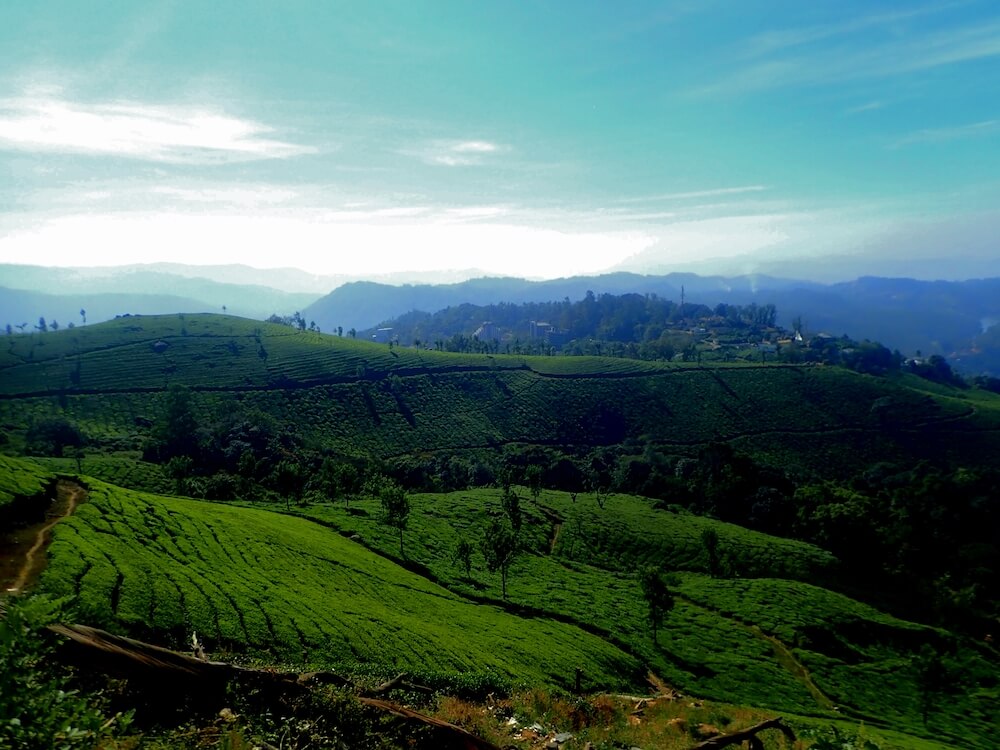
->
653;641;717;679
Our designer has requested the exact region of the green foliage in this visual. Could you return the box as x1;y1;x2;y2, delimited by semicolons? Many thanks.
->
638;566;676;642
803;725;883;750
287;487;998;744
38;480;638;688
147;383;198;462
0;455;53;509
0;596;130;749
25;417;83;458
452;536;474;577
368;474;410;556
481;518;518;599
701;528;721;578
500;485;522;533
912;645;954;727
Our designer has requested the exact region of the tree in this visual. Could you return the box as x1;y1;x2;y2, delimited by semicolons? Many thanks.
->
701;528;721;577
913;645;952;726
49;320;59;331
453;536;474;577
639;566;675;643
4;324;11;336
501;485;522;533
369;475;410;556
525;464;543;503
164;455;193;495
273;459;306;510
36;317;46;333
80;308;86;325
481;518;518;598
25;417;83;458
151;384;199;461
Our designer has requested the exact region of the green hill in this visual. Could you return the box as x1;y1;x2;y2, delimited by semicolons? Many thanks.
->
3;314;1000;748
2;313;999;478
40;479;640;689
27;477;998;748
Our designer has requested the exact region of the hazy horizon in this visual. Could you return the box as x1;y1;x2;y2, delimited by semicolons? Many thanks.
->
2;2;999;282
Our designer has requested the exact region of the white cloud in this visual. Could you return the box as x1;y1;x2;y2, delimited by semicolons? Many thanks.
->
0;94;315;163
743;4;960;57
410;139;506;166
452;140;499;153
845;100;884;115
152;186;299;205
703;17;1000;95
0;210;652;279
616;185;767;203
891;119;1000;147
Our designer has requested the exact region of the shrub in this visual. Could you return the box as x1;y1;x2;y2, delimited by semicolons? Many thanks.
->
0;596;130;749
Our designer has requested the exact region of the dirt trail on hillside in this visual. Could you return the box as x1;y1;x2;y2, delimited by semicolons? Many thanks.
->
750;625;836;711
679;594;841;715
3;480;85;594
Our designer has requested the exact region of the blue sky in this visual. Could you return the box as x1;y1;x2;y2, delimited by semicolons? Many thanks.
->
1;1;999;281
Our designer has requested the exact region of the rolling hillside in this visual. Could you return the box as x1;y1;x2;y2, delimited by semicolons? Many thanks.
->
8;465;992;748
2;314;999;478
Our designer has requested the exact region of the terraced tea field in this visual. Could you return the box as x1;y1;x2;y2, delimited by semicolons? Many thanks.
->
3;314;999;476
287;488;998;746
38;480;640;688
0;455;992;747
0;454;52;509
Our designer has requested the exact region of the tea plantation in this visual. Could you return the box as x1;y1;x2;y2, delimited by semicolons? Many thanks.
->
38;480;641;688
2;314;999;477
283;488;997;746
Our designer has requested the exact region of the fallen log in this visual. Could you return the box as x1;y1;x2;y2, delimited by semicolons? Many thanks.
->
687;716;796;749
361;697;501;750
46;621;500;749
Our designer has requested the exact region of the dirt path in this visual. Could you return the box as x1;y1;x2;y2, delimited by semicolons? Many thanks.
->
3;479;86;594
750;625;836;712
678;594;840;714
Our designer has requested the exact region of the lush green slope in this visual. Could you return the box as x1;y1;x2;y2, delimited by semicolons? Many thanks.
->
285;488;998;748
0;455;52;510
3;314;999;477
39;480;640;689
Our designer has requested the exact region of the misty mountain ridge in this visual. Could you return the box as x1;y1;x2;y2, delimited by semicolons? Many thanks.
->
3;261;999;374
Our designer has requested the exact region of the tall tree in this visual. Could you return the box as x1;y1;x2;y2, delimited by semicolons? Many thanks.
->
151;384;199;461
481;518;518;599
369;475;410;556
501;485;522;533
639;566;675;643
701;528;721;578
452;536;474;578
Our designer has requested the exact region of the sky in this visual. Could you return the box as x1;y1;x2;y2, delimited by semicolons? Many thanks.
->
1;0;999;282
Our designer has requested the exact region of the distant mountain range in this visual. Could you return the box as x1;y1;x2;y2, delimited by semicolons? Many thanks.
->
3;263;998;374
